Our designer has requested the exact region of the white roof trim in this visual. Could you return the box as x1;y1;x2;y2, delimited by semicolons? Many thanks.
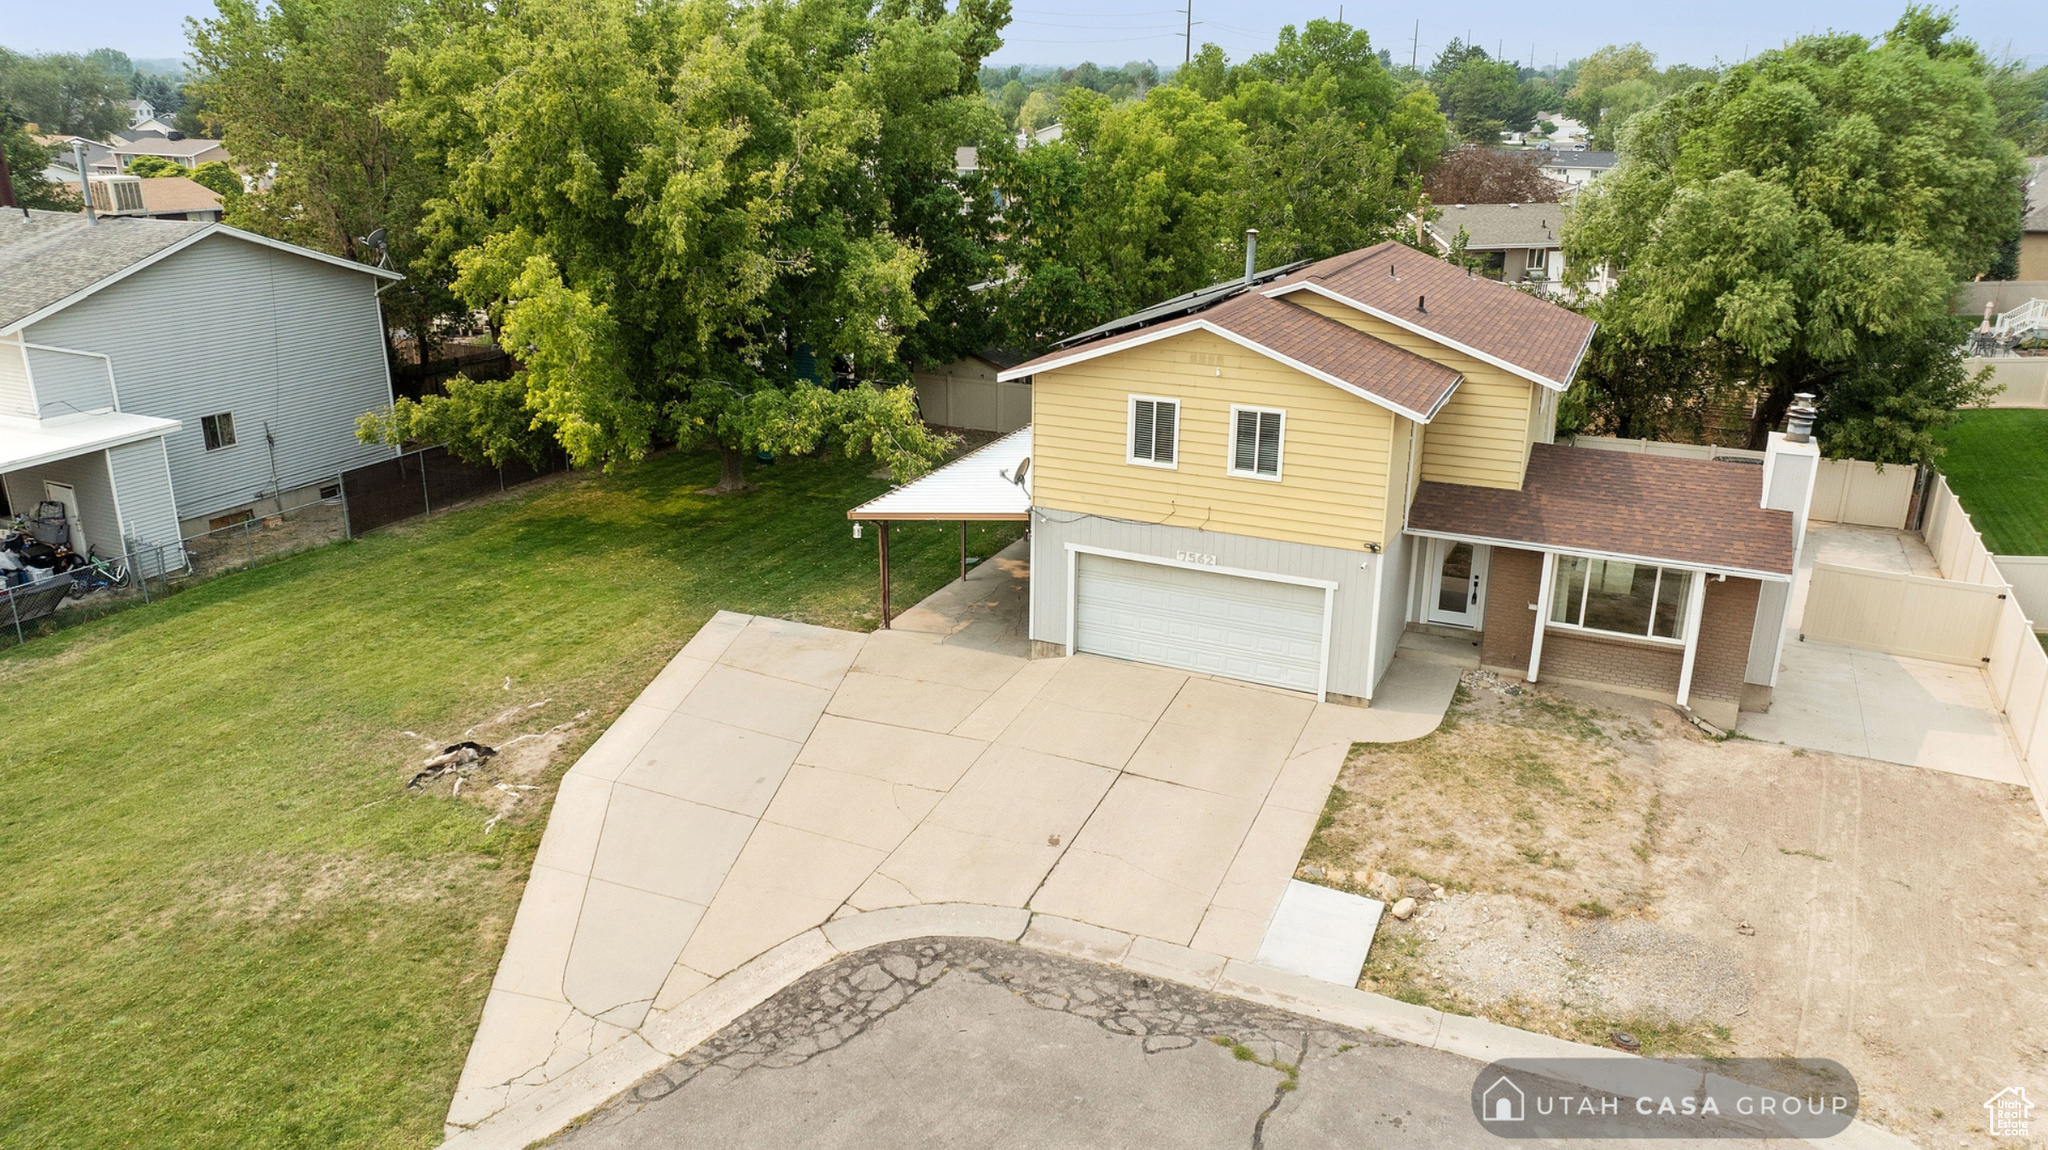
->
0;410;181;471
1402;526;1794;583
1;223;401;337
1262;280;1575;393
997;318;1456;424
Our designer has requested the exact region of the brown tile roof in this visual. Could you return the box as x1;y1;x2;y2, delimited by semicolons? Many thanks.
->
1002;290;1463;420
1407;443;1796;577
1264;240;1597;388
138;177;223;215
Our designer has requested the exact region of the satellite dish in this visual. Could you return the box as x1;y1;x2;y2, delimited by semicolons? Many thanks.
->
354;227;391;269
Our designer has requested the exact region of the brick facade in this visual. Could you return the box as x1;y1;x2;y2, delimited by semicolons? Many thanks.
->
1474;545;1761;726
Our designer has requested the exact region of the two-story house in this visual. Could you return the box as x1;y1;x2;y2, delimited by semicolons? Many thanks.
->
853;240;1815;728
0;209;400;565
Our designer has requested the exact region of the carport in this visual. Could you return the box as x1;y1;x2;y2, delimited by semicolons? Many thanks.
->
846;427;1031;626
0;409;184;573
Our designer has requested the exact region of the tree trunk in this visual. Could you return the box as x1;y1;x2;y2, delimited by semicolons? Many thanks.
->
699;446;754;494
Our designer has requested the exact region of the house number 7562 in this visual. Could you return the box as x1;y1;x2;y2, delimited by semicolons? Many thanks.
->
1176;550;1217;566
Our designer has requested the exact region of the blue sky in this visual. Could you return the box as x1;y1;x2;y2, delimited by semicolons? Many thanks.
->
6;0;2043;72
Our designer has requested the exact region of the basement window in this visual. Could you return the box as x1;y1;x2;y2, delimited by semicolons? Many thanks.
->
201;412;237;451
1549;555;1691;643
1228;406;1284;480
1128;396;1178;468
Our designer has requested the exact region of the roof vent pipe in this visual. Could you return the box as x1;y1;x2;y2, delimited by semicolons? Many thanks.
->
1785;392;1818;443
73;141;96;224
1243;229;1258;287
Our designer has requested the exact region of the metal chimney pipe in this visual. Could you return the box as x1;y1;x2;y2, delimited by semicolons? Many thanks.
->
1243;229;1258;286
72;141;96;224
1785;392;1818;443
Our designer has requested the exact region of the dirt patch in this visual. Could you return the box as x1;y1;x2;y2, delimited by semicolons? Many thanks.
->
1306;670;2048;1145
395;695;590;828
182;853;487;923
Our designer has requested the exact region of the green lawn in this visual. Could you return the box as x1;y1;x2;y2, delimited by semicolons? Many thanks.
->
1937;408;2048;555
0;448;1021;1149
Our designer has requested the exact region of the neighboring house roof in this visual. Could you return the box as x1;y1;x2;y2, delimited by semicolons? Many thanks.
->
110;137;229;162
1423;203;1566;251
0;209;399;335
2025;155;2047;233
1407;444;1797;578
1540;150;1618;171
136;176;223;215
1000;290;1464;422
847;426;1033;521
1263;240;1597;391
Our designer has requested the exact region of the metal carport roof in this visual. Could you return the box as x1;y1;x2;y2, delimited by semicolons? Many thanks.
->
846;426;1032;522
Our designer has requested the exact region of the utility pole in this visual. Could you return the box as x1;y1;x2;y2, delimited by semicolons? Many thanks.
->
1411;20;1419;70
1181;0;1193;64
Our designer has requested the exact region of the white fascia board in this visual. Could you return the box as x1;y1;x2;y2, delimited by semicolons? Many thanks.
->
1402;526;1794;584
997;318;1448;424
1262;280;1574;393
1;223;400;338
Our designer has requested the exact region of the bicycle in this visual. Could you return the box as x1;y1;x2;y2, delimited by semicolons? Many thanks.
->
68;547;130;596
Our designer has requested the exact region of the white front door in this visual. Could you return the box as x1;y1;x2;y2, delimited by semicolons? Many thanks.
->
1072;553;1327;695
1425;539;1487;628
43;481;87;555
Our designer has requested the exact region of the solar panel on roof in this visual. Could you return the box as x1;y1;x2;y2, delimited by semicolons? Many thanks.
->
1051;260;1310;348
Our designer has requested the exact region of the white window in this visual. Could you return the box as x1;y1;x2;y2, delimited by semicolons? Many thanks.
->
1526;248;1548;274
1128;396;1178;467
201;412;237;451
1548;555;1691;643
1228;406;1284;480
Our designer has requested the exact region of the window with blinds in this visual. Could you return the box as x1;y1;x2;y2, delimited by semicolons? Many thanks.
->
1229;407;1284;479
1128;397;1178;466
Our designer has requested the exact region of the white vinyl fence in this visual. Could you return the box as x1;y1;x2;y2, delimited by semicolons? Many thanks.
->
1920;476;2047;819
1801;564;2006;665
1963;357;2048;409
1999;557;2048;633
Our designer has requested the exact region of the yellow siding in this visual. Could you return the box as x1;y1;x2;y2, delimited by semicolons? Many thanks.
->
1288;293;1537;490
1384;415;1415;541
1031;328;1395;550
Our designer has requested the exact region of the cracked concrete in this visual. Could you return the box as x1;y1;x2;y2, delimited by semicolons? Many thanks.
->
446;539;1464;1142
549;938;1437;1150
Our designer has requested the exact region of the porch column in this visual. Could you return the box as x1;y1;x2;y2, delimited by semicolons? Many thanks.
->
1528;551;1556;681
1675;571;1709;708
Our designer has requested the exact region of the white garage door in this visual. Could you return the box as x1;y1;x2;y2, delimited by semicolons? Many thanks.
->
1073;553;1327;694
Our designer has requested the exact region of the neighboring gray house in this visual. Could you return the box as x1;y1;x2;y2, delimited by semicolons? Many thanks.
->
0;209;400;566
1537;149;1618;187
1416;202;1613;295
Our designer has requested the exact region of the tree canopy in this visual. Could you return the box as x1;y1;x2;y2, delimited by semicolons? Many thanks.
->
359;0;1008;488
983;19;1445;348
1563;8;2022;462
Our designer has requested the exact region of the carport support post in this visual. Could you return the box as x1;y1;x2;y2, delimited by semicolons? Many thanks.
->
878;520;891;628
959;521;967;582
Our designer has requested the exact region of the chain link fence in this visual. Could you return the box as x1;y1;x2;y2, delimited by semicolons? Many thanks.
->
1;444;566;647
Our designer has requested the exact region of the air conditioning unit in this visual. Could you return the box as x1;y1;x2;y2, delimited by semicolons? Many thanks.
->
89;175;147;215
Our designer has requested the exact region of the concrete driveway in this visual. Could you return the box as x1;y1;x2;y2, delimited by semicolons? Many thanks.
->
448;543;1460;1138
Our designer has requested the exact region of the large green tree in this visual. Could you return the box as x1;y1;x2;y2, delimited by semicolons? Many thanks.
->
370;0;1003;489
985;20;1443;348
1564;8;2021;462
0;49;127;138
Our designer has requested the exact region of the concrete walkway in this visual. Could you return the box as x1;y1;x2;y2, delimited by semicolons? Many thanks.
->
1739;523;2026;785
446;545;1461;1143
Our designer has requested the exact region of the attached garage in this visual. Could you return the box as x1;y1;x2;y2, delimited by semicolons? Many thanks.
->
1070;550;1332;696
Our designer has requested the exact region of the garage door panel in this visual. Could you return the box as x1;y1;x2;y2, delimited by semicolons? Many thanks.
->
1074;554;1326;694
